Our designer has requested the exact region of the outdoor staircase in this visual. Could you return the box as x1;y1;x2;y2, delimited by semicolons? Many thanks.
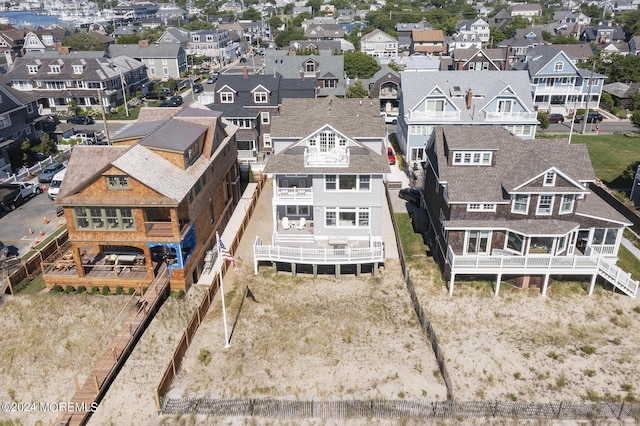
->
595;257;639;297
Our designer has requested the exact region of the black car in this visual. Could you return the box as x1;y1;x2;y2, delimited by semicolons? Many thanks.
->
574;112;603;123
170;95;183;105
192;83;203;93
239;57;247;63
398;188;421;205
145;90;162;100
548;113;564;124
159;99;179;107
67;115;95;125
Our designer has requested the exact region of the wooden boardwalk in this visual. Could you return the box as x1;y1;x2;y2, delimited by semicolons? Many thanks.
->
57;266;170;426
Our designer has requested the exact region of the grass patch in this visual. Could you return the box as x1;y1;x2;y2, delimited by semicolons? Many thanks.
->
616;245;640;281
20;225;67;261
566;134;640;187
395;213;427;261
14;275;46;294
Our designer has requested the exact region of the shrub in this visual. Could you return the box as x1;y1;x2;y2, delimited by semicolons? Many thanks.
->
90;286;99;294
77;285;87;294
101;285;111;295
198;348;212;366
581;345;597;355
128;287;136;295
177;289;185;298
64;285;76;294
584;369;596;377
51;284;63;293
115;286;124;295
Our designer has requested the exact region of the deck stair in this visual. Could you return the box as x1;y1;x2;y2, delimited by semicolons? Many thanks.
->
595;256;639;297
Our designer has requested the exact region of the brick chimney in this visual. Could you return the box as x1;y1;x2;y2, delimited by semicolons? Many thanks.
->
243;67;248;77
138;39;149;47
57;46;70;55
466;89;473;109
457;61;463;70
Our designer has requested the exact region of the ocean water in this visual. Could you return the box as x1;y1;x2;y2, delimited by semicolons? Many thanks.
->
0;10;63;28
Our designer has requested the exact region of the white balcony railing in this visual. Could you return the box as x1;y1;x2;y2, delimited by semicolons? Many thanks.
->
409;110;460;121
484;111;538;121
254;243;384;265
276;187;312;199
304;148;350;167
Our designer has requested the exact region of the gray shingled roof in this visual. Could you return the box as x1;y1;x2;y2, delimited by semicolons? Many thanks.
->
138;120;208;152
400;71;537;124
515;45;606;79
445;218;580;235
263;54;345;97
434;127;596;203
576;190;631;225
109;43;182;59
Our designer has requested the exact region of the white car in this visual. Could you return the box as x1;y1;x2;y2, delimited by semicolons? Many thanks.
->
61;132;96;145
4;181;42;199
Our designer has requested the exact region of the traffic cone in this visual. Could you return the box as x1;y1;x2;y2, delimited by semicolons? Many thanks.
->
39;229;45;237
43;215;49;224
58;219;62;227
28;228;33;235
42;185;47;192
34;237;40;245
30;243;35;250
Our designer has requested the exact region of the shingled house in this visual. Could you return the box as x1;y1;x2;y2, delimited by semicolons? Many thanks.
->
46;106;240;292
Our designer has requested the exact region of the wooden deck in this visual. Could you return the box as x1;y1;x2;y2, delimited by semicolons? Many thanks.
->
57;265;170;426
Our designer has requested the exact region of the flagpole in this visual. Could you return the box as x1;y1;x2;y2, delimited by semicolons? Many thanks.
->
216;232;231;348
120;69;129;117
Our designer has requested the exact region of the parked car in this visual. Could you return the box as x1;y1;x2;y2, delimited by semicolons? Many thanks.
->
239;57;247;63
37;162;65;183
387;147;396;165
1;181;42;199
67;115;95;125
398;188;421;205
0;184;22;212
161;87;172;96
170;95;183;105
145;90;161;100
159;99;179;107
548;113;565;124
192;83;203;93
47;169;66;200
61;132;95;145
573;112;603;123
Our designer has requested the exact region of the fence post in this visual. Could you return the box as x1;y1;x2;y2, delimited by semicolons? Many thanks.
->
618;401;624;420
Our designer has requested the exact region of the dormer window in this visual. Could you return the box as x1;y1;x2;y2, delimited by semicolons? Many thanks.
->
544;171;556;186
554;61;563;71
254;92;267;103
452;151;492;165
220;92;234;103
305;60;316;73
73;65;83;74
49;65;61;74
27;65;38;74
192;35;200;42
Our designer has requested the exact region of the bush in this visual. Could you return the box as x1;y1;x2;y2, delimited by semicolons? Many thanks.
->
77;285;87;294
581;345;597;355
51;284;63;293
101;285;111;295
90;286;99;294
198;348;212;366
115;286;124;295
64;285;76;294
128;287;136;295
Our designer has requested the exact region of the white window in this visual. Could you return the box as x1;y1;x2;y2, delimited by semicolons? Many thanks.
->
359;175;370;190
466;230;490;254
220;92;234;103
149;58;155;64
325;175;336;190
452;151;492;165
325;207;370;227
27;65;38;74
511;194;529;214
554;61;563;71
263;134;272;148
149;67;156;75
254;92;268;103
0;114;11;129
505;231;525;254
560;194;574;214
467;203;496;212
536;195;554;215
497;99;512;112
49;65;61;73
426;99;445;112
163;67;169;76
26;103;34;114
73;65;83;74
544;171;556;186
261;112;270;124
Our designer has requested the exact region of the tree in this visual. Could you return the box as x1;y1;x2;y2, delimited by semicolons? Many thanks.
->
269;15;283;30
619;9;640;37
275;26;306;47
537;111;550;130
116;34;142;45
346;80;369;98
388;61;400;72
241;7;262;21
344;51;380;79
63;32;105;51
632;110;640;132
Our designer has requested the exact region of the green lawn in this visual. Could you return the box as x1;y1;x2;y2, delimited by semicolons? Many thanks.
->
561;134;640;187
395;213;427;259
616;245;640;281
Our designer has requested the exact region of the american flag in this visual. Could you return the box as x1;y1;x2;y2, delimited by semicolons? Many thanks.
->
220;240;240;273
120;71;126;87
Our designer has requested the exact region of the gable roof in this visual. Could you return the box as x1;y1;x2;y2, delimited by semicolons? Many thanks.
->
109;43;183;59
411;29;444;42
263;54;345;96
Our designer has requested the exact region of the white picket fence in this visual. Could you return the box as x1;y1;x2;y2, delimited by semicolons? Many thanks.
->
0;147;71;183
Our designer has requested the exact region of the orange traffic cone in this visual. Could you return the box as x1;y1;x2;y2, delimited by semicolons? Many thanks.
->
39;229;45;237
43;215;49;224
30;243;35;250
42;185;47;192
58;219;62;227
28;228;33;235
34;237;40;245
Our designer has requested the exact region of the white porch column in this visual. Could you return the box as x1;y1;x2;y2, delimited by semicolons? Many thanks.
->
541;274;550;297
613;227;624;257
272;179;278;234
588;273;597;296
448;273;455;296
494;273;502;296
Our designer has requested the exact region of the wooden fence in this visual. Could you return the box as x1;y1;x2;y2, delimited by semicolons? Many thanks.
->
5;228;69;294
154;176;266;409
160;398;640;420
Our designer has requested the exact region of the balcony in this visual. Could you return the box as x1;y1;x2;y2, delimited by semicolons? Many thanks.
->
484;111;538;121
409;110;460;121
304;148;350;167
276;187;312;199
254;241;384;265
144;222;174;238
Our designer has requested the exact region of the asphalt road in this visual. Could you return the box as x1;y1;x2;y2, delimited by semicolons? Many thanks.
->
547;119;635;134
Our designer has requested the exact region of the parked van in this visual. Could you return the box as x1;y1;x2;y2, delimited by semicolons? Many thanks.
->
48;169;66;200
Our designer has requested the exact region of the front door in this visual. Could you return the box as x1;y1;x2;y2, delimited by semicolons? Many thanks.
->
466;230;490;255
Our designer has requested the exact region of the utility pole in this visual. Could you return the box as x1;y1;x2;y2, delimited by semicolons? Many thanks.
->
580;63;595;135
97;89;110;144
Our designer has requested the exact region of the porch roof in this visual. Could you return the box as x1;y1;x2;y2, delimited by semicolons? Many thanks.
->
444;218;579;235
576;192;632;226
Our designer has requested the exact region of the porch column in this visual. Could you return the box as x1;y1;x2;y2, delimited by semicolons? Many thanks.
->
335;264;340;279
541;274;550;297
448;273;455;296
291;262;296;277
73;245;85;277
588;273;597;296
313;264;317;277
254;256;258;275
494;273;502;296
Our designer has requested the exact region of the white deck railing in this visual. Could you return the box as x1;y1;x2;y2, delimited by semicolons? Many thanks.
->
254;244;384;264
276;187;312;199
409;110;460;121
304;148;350;167
484;111;538;121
